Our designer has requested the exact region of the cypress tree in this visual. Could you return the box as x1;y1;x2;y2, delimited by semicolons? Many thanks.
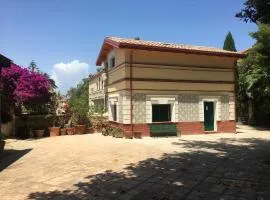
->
223;32;237;52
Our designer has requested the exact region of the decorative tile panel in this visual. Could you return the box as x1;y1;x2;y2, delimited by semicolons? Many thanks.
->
178;94;199;122
221;95;229;120
132;93;146;124
118;95;123;123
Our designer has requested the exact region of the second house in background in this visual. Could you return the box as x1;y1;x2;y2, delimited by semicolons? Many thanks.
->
89;71;107;114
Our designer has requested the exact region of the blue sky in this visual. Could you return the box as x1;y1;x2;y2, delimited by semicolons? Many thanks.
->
1;0;257;93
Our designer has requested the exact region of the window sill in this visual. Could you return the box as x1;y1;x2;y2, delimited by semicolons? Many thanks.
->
150;121;175;124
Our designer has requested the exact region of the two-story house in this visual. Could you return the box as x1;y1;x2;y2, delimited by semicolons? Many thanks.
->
89;71;107;114
94;37;245;136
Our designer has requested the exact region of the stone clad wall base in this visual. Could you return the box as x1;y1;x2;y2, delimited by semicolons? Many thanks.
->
109;121;150;137
217;120;236;133
108;120;236;137
177;122;204;135
178;121;236;135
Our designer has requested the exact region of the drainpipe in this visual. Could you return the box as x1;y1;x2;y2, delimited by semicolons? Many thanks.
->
234;60;237;133
129;51;133;137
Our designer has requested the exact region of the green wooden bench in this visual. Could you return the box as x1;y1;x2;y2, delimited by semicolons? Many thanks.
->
149;123;178;137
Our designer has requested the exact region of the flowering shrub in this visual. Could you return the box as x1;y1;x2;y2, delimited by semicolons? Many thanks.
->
1;63;52;107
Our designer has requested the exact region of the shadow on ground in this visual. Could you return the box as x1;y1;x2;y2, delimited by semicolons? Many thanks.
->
0;149;32;172
28;138;270;200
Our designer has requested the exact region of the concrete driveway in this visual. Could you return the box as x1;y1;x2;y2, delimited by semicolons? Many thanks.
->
1;125;270;200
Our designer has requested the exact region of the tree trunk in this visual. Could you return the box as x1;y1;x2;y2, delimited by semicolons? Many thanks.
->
248;99;255;125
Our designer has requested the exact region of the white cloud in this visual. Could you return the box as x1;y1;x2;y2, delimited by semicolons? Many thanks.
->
51;60;90;93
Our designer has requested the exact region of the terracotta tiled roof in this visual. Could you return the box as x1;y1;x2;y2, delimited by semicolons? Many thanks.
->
89;70;105;82
96;37;246;65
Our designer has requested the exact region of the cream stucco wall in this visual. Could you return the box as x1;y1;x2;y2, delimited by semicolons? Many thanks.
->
127;65;234;82
131;81;234;92
128;49;236;68
107;49;236;93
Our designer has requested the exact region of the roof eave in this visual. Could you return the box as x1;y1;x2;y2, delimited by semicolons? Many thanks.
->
96;38;120;66
89;71;105;82
118;43;246;58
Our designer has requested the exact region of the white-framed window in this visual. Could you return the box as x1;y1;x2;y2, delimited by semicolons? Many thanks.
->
146;95;178;123
112;104;117;121
109;97;118;122
104;61;108;69
110;57;115;68
152;104;171;122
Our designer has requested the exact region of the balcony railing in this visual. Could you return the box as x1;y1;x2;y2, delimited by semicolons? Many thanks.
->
89;90;105;100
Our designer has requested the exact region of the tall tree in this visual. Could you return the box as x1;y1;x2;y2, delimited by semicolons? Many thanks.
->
1;63;54;117
223;32;237;52
67;78;89;124
236;0;270;24
237;24;270;125
28;60;39;72
29;61;57;89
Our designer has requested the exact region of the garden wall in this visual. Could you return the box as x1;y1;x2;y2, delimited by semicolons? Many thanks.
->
14;114;54;138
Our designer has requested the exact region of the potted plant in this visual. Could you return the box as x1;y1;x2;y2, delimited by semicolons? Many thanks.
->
86;126;94;134
134;131;142;139
0;133;5;155
58;115;66;136
113;127;124;138
74;125;86;135
71;103;89;135
91;115;108;133
60;128;66;135
66;126;75;135
33;129;45;138
125;131;133;139
49;125;60;137
48;93;60;137
66;119;75;135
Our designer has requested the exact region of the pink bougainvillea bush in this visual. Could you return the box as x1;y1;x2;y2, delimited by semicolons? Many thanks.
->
1;63;52;107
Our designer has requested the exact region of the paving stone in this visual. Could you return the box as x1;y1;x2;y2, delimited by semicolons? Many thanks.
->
1;126;270;200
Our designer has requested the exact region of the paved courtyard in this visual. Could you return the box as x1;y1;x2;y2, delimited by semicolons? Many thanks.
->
1;125;270;200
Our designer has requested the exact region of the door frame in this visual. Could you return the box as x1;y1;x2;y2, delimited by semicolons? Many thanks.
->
203;100;217;131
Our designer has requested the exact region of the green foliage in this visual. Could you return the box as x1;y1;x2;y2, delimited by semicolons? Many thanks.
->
91;116;108;132
28;60;39;72
236;0;270;24
237;24;270;125
67;78;89;125
101;125;123;138
223;32;237;52
0;133;5;140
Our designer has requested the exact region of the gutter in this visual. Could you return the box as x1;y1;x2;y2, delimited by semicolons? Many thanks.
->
129;51;133;137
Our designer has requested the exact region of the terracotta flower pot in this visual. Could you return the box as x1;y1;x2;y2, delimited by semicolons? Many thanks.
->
134;132;142;139
33;130;45;138
49;127;60;137
74;125;86;135
66;127;75;135
0;140;5;155
125;131;133;139
60;128;67;136
86;127;94;134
